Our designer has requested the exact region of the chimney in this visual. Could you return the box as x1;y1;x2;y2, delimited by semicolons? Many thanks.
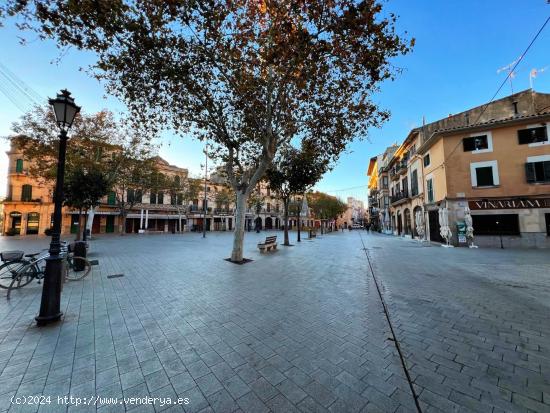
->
512;101;519;115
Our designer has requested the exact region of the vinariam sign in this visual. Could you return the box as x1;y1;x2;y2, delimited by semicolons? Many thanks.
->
469;198;550;210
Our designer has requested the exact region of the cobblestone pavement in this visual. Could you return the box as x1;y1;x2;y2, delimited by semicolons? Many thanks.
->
0;231;548;413
362;233;550;413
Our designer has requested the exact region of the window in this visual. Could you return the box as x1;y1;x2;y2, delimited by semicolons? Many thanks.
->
176;193;183;205
463;134;490;152
127;189;135;203
107;191;116;205
157;192;164;204
267;188;271;196
401;177;408;194
476;167;494;186
472;214;520;236
411;170;419;196
426;178;434;203
15;159;23;173
423;154;430;167
382;176;388;189
470;161;499;187
384;196;390;208
525;157;550;183
518;126;548;145
135;190;142;203
21;184;32;201
150;192;157;204
267;203;271;212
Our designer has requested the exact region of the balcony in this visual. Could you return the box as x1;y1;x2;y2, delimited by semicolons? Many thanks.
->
8;167;29;175
391;189;410;205
213;208;234;215
389;160;407;180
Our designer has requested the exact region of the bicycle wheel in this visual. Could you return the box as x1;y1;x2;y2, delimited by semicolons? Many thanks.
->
66;256;91;281
0;260;30;289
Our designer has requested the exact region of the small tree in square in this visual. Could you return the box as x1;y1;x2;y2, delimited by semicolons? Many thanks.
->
265;142;328;246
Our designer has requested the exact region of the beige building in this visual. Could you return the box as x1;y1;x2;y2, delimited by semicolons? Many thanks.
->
369;89;550;248
367;145;398;233
2;140;293;236
418;90;550;247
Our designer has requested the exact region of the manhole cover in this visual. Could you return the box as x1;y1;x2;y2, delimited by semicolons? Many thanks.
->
107;274;124;279
89;260;99;266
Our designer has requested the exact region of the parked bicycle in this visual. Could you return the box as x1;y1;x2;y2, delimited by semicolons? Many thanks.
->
2;242;91;299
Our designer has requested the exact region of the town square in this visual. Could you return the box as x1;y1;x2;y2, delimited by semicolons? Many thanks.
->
0;1;549;412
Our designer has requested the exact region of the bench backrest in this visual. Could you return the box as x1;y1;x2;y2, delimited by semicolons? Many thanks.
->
265;236;277;243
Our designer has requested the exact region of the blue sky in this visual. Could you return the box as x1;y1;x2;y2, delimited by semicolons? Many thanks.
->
1;1;549;202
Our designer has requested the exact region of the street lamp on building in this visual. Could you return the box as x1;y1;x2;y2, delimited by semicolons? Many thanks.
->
36;89;80;326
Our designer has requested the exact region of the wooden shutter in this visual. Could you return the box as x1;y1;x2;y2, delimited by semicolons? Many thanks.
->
525;162;536;183
544;161;550;182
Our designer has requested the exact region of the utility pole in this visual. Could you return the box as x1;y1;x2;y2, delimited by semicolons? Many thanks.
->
203;143;208;238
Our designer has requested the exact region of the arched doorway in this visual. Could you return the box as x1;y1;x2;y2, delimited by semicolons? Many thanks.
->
254;217;262;231
265;217;273;229
413;206;423;237
404;208;412;235
396;211;402;235
9;211;22;235
26;212;39;235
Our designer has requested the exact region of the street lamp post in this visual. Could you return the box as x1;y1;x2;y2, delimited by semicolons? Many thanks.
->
36;89;80;327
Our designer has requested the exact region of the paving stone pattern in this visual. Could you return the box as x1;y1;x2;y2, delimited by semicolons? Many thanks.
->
364;234;550;413
0;232;548;412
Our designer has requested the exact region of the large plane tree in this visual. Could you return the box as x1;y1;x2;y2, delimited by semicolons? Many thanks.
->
3;0;413;262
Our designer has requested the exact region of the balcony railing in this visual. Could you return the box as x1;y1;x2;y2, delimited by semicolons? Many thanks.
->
391;189;409;204
213;208;234;215
8;167;29;175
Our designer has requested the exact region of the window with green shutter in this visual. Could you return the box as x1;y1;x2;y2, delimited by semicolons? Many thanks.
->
15;159;23;173
107;192;116;205
21;185;32;201
525;161;550;183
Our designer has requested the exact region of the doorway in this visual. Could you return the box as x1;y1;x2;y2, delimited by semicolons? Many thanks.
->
428;210;444;243
9;211;22;235
26;212;39;235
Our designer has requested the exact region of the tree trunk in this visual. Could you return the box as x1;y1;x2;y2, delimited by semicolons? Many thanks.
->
230;190;247;262
121;212;127;235
297;205;301;242
283;198;290;246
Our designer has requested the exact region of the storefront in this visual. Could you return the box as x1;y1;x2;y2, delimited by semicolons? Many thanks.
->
454;197;550;248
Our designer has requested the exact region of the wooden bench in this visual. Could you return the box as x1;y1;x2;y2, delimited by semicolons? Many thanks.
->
258;236;277;252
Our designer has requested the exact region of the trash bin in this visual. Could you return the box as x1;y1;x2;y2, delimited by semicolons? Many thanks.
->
73;241;87;271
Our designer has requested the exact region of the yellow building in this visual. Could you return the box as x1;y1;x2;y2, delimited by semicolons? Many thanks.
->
418;90;550;247
369;89;550;247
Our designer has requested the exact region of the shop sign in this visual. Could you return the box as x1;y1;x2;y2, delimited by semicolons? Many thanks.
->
469;198;550;210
